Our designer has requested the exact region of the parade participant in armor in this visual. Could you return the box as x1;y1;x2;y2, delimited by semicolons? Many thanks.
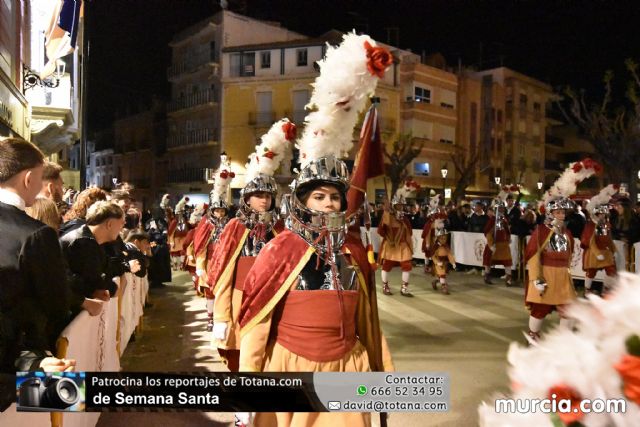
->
237;33;394;427
421;194;446;274
207;119;295;372
483;189;513;286
378;182;415;296
582;184;619;296
196;155;234;332
525;159;601;342
167;196;190;269
430;218;456;294
181;202;207;281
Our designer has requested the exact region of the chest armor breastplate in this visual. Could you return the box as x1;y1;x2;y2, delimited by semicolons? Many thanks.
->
296;252;358;291
549;230;570;252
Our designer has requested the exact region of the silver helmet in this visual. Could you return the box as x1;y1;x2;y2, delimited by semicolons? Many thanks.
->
286;155;350;253
544;197;574;225
545;197;574;213
239;173;278;214
209;189;229;210
591;204;610;216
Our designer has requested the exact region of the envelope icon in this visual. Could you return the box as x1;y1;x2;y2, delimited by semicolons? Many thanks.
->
328;401;341;410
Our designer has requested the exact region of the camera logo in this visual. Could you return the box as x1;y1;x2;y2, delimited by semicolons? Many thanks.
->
17;373;82;411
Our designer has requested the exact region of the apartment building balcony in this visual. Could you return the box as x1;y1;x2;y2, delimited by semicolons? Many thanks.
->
401;99;457;120
167;51;219;81
248;111;277;127
168;89;217;113
167;167;207;184
167;128;217;149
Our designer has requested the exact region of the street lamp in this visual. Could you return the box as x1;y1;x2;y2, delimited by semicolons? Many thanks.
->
441;163;448;199
537;179;543;199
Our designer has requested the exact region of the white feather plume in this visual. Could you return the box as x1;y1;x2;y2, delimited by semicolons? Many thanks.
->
542;159;601;206
479;272;640;425
174;196;188;214
189;203;207;224
586;184;619;214
210;162;234;206
245;118;295;182
297;32;391;166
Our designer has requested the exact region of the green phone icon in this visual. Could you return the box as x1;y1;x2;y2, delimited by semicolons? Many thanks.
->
357;385;367;396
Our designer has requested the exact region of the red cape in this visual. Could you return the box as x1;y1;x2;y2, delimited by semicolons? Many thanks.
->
193;217;215;256
239;230;387;371
206;218;248;290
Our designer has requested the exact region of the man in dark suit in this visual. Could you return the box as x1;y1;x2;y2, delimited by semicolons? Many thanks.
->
0;138;74;410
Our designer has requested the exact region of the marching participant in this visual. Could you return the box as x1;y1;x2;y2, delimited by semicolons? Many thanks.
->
524;159;601;342
207;119;295;372
238;32;394;427
167;195;190;270
582;184;619;296
378;183;415;296
430;218;456;295
181;203;208;286
421;194;445;274
195;158;234;331
483;189;513;286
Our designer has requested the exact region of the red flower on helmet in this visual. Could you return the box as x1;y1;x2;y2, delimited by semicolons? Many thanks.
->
219;171;228;179
282;121;297;141
228;171;235;178
572;162;583;173
547;384;585;424
263;151;275;159
510;185;519;192
364;40;393;79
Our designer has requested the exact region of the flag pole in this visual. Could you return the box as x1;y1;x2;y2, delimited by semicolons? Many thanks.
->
79;0;90;189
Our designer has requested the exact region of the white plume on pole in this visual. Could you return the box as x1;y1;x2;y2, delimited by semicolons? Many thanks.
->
245;118;296;182
586;184;619;214
297;32;390;167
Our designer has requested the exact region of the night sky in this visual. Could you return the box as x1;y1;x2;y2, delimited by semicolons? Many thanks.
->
88;0;640;134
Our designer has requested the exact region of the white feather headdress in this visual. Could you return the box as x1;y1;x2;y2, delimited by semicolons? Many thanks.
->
478;272;640;426
297;32;393;167
210;157;235;207
542;158;602;206
586;184;619;214
245;118;296;183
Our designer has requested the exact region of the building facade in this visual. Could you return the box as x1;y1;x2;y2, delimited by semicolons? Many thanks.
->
165;10;304;196
0;0;31;140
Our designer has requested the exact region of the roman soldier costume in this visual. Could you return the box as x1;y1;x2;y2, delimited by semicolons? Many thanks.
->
525;159;601;342
206;119;295;372
582;184;619;296
237;33;394;427
483;189;513;286
378;183;415;296
421;194;446;274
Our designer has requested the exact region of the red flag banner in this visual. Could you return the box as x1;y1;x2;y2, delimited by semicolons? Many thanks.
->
346;104;385;217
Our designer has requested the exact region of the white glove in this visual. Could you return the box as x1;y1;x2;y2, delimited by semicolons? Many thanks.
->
196;269;205;277
596;254;605;261
451;263;457;269
489;245;496;252
213;321;228;341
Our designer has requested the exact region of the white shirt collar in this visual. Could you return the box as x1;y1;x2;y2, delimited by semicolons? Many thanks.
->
0;188;26;211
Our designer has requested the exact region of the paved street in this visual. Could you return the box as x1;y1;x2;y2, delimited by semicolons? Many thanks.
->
97;267;563;427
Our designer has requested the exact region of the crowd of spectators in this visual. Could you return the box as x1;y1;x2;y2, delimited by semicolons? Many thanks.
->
368;192;640;244
0;137;168;410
